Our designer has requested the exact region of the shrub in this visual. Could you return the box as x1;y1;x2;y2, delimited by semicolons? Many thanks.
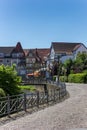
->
0;88;6;97
83;70;87;74
68;73;87;83
60;76;68;82
0;65;21;95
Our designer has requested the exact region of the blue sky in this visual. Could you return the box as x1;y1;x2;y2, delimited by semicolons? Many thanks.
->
0;0;87;48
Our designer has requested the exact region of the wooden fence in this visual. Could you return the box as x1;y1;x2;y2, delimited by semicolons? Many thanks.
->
0;84;67;117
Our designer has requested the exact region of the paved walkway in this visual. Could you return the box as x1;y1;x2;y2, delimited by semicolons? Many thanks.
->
0;83;87;130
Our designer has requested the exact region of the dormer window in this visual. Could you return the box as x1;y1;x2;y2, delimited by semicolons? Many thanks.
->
29;53;32;57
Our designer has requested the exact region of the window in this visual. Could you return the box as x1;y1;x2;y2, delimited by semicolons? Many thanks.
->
26;58;29;63
0;53;4;57
5;54;10;57
12;53;17;57
17;53;24;57
0;59;3;62
29;63;32;67
7;60;9;62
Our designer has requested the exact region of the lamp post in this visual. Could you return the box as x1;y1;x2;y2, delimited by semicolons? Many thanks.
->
54;53;66;83
57;55;60;83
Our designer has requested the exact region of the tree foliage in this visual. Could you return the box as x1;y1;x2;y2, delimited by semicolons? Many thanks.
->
63;52;87;74
0;88;6;97
73;52;87;72
0;64;21;95
62;52;87;82
63;58;73;81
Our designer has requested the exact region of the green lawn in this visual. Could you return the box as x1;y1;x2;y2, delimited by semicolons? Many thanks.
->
18;85;36;92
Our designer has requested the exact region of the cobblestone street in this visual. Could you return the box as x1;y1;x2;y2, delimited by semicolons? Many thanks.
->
0;83;87;130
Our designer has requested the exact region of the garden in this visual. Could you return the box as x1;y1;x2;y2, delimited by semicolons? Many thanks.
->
0;64;36;97
59;52;87;83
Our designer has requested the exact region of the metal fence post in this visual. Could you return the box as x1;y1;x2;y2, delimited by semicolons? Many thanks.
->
54;89;55;102
37;91;39;108
7;94;10;116
47;91;49;104
64;86;67;96
23;93;27;112
59;87;61;100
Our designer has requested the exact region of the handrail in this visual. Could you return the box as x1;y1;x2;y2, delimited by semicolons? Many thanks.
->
0;82;67;117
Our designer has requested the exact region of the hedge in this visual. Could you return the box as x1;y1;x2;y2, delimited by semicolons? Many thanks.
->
68;73;87;83
60;76;68;82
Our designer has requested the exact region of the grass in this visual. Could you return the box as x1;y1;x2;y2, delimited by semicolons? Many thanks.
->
18;85;36;92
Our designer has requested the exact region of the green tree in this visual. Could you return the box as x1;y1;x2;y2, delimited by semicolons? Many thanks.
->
0;64;21;95
73;52;87;73
63;58;73;81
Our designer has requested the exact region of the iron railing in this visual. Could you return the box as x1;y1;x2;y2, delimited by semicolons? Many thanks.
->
0;84;67;117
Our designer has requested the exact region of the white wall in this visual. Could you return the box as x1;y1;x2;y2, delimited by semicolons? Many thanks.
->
61;45;87;62
60;55;73;62
48;44;87;64
74;45;87;59
50;47;55;60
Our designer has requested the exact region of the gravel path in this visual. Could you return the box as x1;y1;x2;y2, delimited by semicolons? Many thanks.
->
0;83;87;130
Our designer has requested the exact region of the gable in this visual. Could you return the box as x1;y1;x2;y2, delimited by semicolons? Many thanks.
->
24;48;50;63
27;50;35;57
74;44;87;56
36;48;50;61
12;42;25;57
12;42;24;53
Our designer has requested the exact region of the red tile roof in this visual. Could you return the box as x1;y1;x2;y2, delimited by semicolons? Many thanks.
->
24;48;50;62
36;48;50;61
